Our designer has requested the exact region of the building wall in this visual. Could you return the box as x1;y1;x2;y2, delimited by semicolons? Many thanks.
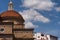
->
34;33;49;40
1;17;34;40
33;33;58;40
3;20;24;29
0;25;12;34
0;37;13;40
50;35;58;40
14;24;24;29
14;31;33;38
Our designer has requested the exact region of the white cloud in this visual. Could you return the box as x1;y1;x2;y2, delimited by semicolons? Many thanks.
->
22;0;55;11
24;22;38;28
55;7;60;12
19;0;53;28
19;9;50;23
19;9;50;28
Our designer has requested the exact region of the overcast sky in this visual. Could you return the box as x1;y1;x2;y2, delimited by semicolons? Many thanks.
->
0;0;60;40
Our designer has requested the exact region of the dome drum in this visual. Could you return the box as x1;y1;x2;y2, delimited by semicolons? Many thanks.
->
1;16;24;22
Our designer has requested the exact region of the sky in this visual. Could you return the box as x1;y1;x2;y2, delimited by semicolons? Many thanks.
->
0;0;60;40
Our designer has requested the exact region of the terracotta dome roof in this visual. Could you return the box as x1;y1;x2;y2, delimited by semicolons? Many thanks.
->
1;10;24;21
1;10;21;17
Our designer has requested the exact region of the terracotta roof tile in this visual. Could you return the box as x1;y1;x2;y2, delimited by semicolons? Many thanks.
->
1;10;21;17
1;10;24;21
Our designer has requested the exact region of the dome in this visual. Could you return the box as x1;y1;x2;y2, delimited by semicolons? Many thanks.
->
1;10;21;17
1;10;24;22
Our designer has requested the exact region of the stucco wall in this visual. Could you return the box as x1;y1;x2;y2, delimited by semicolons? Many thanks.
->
14;31;33;38
0;25;12;34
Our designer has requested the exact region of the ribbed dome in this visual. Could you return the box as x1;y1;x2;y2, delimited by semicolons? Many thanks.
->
1;10;24;22
1;10;21;17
